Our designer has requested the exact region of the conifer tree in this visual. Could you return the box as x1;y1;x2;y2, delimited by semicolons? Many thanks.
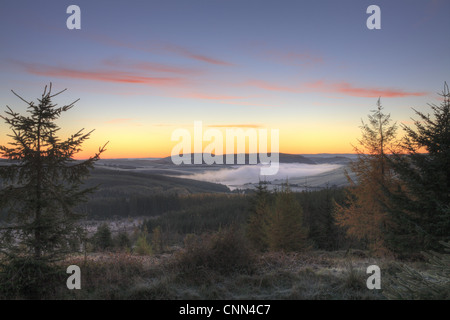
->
134;226;152;255
115;231;131;251
0;84;106;297
384;83;450;254
246;182;271;251
93;223;113;251
335;99;398;255
151;225;163;254
268;184;307;252
384;241;450;299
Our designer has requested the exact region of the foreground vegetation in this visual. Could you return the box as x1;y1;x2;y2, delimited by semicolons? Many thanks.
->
4;226;446;300
2;221;448;300
56;249;388;300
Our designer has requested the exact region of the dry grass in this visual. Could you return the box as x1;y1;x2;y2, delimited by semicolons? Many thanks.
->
45;249;393;300
1;243;401;300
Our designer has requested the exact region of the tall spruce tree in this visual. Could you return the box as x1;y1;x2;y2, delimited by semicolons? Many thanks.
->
246;182;271;251
0;84;106;297
384;83;450;254
268;183;308;252
335;99;398;255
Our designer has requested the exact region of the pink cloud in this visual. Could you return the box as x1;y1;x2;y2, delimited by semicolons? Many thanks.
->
246;42;324;68
164;44;234;66
331;82;427;98
186;53;233;66
19;62;184;87
248;79;428;98
81;32;234;66
103;59;202;75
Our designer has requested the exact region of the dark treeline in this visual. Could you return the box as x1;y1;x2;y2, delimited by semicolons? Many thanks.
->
139;187;352;250
144;193;249;235
76;184;352;251
80;193;188;219
296;188;349;251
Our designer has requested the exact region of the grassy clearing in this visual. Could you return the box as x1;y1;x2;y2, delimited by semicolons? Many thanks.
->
1;226;428;300
54;249;392;300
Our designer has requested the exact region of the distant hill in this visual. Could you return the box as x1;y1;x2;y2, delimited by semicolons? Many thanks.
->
301;155;353;165
157;153;316;165
83;168;230;196
283;165;355;189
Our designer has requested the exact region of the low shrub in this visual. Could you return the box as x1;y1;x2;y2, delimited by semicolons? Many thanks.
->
174;227;255;276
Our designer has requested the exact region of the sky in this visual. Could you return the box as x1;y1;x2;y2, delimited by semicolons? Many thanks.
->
0;0;449;159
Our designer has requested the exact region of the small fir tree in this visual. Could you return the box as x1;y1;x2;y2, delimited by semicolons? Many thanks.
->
93;223;113;251
0;84;106;298
115;231;131;251
246;182;271;251
151;226;163;254
268;184;308;252
134;226;152;255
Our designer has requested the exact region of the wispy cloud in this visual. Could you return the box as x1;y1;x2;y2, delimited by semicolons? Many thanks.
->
248;79;428;98
164;44;234;66
245;42;324;68
331;82;427;98
18;62;185;87
87;32;234;67
102;58;202;75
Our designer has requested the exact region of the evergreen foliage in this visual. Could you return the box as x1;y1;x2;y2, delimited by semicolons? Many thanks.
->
267;184;308;252
151;226;163;254
299;187;347;251
385;83;450;254
115;231;131;251
92;223;113;251
384;241;450;299
246;182;271;251
134;227;152;255
0;84;106;298
144;193;248;236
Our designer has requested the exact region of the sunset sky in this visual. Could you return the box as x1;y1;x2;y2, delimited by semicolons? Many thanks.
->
0;0;449;159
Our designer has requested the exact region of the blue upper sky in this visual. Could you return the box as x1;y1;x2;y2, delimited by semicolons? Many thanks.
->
0;0;449;157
